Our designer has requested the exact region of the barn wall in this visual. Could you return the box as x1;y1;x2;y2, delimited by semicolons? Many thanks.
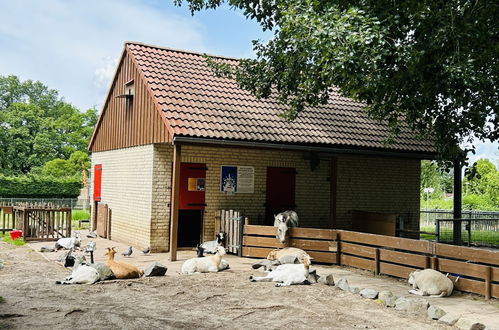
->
89;50;170;152
90;145;155;249
336;155;421;236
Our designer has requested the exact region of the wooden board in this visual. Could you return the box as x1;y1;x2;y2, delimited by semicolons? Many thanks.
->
307;251;337;264
339;230;430;253
435;243;499;266
438;258;489;280
341;254;374;271
492;283;499;299
243;236;284;249
448;276;484;296
351;210;396;236
288;227;337;240
244;225;276;236
379;249;428;268
379;262;418;279
341;242;376;258
242;246;273;258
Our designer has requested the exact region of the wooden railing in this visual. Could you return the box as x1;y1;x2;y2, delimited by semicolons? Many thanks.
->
14;206;72;241
0;207;15;234
242;225;499;300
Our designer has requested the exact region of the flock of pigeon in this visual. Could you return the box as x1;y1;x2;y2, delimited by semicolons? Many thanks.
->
120;245;150;258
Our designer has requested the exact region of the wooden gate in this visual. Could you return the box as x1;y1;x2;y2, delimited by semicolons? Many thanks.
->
216;210;244;255
13;206;71;241
242;225;499;300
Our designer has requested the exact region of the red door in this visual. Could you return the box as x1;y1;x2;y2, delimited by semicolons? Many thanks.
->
93;164;102;201
265;167;296;225
178;163;207;247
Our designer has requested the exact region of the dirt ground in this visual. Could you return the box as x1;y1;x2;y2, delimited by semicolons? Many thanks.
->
0;242;459;330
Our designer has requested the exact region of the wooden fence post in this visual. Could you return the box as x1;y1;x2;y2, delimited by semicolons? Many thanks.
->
431;257;439;271
484;266;491;300
336;232;341;266
238;216;245;257
374;248;380;275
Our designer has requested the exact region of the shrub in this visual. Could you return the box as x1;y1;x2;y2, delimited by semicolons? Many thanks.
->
0;174;81;198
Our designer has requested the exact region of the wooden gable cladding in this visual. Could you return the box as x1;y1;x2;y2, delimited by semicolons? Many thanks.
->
89;49;171;152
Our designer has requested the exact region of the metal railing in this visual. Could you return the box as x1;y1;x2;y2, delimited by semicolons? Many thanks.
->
0;198;89;210
420;209;499;227
436;218;499;248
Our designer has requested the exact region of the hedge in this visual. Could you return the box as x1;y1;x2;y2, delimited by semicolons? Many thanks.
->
0;175;82;198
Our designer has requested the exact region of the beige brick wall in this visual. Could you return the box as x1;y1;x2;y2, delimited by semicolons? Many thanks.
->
336;155;421;235
91;145;154;249
92;143;421;251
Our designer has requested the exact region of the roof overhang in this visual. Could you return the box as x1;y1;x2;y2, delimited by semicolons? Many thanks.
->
172;136;436;160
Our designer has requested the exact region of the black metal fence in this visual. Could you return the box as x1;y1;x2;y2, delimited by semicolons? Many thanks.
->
0;198;89;210
436;218;499;248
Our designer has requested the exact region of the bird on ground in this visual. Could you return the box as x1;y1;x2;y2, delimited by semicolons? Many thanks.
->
121;246;133;257
141;247;150;255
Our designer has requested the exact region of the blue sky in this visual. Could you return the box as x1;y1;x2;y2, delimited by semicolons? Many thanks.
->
0;0;497;165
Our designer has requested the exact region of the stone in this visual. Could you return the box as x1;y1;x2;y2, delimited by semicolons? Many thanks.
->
321;273;335;286
394;297;429;314
90;263;115;281
455;318;486;330
360;288;379;299
378;291;397;307
40;246;55;253
427;305;446;320
349;287;360;294
144;262;167;277
306;269;320;284
438;313;461;326
336;278;350;291
279;255;298;264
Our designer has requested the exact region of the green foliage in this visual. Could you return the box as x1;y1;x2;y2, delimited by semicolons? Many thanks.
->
0;75;97;175
40;151;90;178
175;0;498;162
465;159;499;203
0;174;81;198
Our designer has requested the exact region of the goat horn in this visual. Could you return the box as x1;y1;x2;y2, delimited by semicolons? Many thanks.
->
454;276;460;283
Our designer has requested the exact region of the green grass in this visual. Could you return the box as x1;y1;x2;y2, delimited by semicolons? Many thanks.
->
0;296;5;303
419;225;498;246
0;232;26;246
72;210;90;221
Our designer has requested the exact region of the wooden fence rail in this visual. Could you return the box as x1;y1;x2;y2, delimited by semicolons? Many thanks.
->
242;225;499;300
1;207;15;234
14;207;71;241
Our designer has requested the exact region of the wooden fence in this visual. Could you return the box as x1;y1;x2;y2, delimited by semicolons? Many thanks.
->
13;206;72;241
242;225;499;300
1;207;15;234
215;210;244;255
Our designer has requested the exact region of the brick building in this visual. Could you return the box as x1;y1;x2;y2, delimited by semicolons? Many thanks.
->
88;42;435;255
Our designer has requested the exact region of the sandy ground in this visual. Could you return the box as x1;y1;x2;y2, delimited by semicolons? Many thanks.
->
0;232;497;329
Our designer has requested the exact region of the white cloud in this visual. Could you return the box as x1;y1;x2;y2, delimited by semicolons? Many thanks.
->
0;0;207;110
466;140;499;167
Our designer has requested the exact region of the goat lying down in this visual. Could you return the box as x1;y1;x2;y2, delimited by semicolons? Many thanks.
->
250;255;313;287
199;232;226;254
56;255;99;285
105;247;144;279
182;246;227;274
408;269;454;297
267;247;311;264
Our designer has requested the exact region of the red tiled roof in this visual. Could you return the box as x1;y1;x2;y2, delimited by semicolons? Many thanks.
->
127;42;436;154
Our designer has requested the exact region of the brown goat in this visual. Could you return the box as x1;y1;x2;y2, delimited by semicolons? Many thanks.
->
105;247;144;279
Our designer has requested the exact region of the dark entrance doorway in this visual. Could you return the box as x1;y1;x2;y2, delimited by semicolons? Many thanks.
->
265;167;296;225
178;163;206;247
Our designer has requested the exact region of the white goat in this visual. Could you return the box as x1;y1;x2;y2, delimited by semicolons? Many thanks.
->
274;210;299;243
200;232;226;254
55;233;81;250
408;269;454;297
181;246;226;274
250;255;312;287
55;255;100;285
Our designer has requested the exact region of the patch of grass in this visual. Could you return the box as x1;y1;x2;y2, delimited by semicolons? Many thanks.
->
0;296;5;303
0;232;26;246
72;210;90;221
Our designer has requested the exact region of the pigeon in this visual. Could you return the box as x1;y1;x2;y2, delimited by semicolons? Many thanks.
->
121;246;133;257
141;247;150;255
86;231;97;239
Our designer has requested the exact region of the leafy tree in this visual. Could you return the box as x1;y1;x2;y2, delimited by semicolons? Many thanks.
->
420;161;443;199
465;158;499;202
40;151;90;178
175;0;498;162
0;75;97;175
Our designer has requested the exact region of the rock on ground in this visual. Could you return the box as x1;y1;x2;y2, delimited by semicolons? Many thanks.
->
89;263;115;281
454;318;486;330
438;313;461;326
306;269;320;284
144;262;167;277
349;286;360;294
360;288;378;299
427;305;446;320
336;278;350;291
40;246;55;253
378;291;397;308
394;297;429;314
320;273;334;286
